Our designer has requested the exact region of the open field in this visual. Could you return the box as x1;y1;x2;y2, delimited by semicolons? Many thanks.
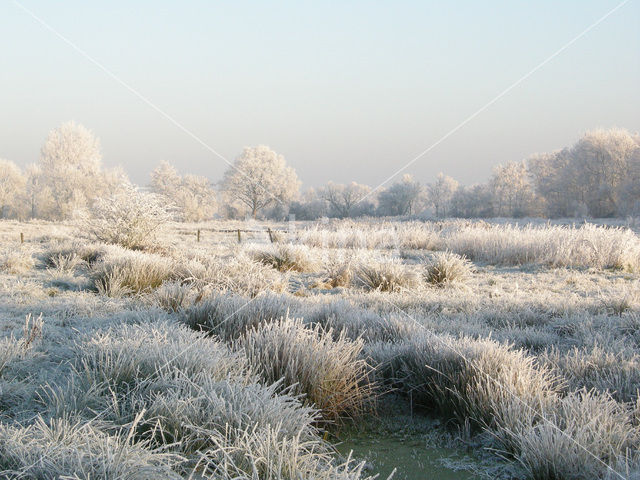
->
1;218;640;479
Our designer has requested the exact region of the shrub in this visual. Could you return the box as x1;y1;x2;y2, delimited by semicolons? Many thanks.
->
423;251;474;287
238;317;374;422
84;184;171;250
354;260;421;292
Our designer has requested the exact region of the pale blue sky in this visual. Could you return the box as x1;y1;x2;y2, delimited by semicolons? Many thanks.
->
1;1;638;187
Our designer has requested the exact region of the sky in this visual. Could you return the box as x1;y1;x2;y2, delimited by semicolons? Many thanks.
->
1;0;639;189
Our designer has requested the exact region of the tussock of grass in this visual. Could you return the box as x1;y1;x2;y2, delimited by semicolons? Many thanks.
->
182;291;292;341
46;319;367;479
504;389;639;480
0;337;23;377
238;317;374;422
72;320;248;391
354;260;421;292
423;251;474;287
92;250;175;296
0;417;184;479
0;248;35;274
368;332;560;431
543;344;640;403
176;253;289;297
253;244;319;272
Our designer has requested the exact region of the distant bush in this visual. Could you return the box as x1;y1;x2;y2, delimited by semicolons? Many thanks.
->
423;251;474;287
84;184;171;250
238;317;374;422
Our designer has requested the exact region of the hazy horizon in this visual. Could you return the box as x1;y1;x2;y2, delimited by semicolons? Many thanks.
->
1;0;639;188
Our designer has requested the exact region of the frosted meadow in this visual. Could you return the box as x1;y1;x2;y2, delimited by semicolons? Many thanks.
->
1;213;640;479
2;1;640;478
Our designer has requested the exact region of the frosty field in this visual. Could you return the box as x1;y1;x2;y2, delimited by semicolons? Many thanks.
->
1;218;640;479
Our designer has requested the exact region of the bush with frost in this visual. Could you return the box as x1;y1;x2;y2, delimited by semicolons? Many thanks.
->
84;184;171;250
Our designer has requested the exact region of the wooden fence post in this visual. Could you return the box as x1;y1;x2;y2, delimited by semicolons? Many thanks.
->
196;229;200;242
237;229;242;243
267;227;274;243
20;232;24;244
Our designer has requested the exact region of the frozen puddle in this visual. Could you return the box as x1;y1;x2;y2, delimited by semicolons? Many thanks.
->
336;433;481;480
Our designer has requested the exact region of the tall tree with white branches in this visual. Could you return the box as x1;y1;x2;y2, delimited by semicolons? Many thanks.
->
221;146;300;219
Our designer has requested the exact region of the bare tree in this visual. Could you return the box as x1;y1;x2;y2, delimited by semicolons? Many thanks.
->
221;146;299;219
321;182;372;218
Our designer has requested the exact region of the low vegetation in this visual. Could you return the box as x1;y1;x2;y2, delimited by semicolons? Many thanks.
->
1;218;640;479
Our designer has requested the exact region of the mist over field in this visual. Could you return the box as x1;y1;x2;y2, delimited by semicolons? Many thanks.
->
1;1;640;479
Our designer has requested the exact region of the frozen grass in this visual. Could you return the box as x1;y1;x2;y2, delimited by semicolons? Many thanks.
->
504;390;639;480
92;248;175;296
182;291;292;341
238;317;375;422
354;259;421;292
0;247;35;274
423;251;474;286
296;220;640;271
2;219;640;479
252;244;320;272
0;417;184;479
176;251;289;297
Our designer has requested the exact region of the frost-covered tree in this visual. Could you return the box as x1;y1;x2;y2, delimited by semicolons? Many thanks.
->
321;182;373;218
568;128;639;217
39;122;126;219
0;159;26;219
221;146;300;219
377;174;423;216
289;188;328;220
450;184;494;218
529;128;640;218
427;173;458;218
150;161;217;221
490;161;536;217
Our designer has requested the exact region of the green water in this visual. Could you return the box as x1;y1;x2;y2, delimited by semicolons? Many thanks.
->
335;433;481;480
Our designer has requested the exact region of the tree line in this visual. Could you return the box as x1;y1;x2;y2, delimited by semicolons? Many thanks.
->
1;122;639;221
